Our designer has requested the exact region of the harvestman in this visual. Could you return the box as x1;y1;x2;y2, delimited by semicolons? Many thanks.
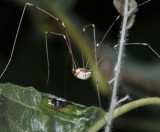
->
0;3;119;107
0;1;160;107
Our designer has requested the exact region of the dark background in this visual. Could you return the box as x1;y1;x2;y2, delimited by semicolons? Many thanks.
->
0;0;160;132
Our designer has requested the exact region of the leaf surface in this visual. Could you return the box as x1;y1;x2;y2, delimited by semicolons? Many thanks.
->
0;83;106;132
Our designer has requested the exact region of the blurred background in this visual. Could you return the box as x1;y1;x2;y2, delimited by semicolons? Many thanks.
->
0;0;160;131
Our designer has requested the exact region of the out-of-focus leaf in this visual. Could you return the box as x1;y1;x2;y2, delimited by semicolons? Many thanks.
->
54;0;78;12
113;0;137;15
0;83;107;132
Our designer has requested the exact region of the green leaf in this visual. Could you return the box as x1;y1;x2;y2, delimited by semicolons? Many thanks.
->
0;83;106;132
1;83;160;131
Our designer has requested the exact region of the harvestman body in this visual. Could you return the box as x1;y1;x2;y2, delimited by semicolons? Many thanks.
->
0;1;160;107
72;68;92;80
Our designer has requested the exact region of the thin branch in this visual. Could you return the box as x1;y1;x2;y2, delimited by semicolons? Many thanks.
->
105;0;129;131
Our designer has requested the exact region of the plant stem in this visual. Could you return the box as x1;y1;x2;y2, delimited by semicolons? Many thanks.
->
105;0;129;131
113;97;160;118
92;97;160;131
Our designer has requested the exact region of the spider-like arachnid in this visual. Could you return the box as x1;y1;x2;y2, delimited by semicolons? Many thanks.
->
0;1;159;107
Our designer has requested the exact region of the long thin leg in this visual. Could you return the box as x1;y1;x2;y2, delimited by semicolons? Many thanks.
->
93;24;102;108
81;24;102;107
92;42;160;71
0;2;76;80
45;31;78;69
46;31;81;89
88;0;153;71
91;45;118;71
81;24;96;68
45;32;50;89
26;3;76;69
81;19;121;107
90;0;153;70
138;0;152;7
98;15;120;46
45;31;77;89
86;0;152;70
85;16;120;68
125;43;160;58
0;4;27;79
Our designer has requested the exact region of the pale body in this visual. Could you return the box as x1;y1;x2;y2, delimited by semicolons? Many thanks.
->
72;68;92;80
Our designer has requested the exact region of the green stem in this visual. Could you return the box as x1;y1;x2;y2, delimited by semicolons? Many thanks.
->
113;97;160;118
93;97;160;131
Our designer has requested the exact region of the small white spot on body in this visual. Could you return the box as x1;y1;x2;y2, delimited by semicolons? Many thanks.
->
96;43;100;47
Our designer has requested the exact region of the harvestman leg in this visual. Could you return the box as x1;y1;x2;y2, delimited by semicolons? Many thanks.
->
45;32;75;88
86;0;153;70
81;24;102;107
0;3;77;86
85;15;120;68
124;43;160;58
90;42;160;107
81;16;121;107
92;42;160;71
90;0;158;70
